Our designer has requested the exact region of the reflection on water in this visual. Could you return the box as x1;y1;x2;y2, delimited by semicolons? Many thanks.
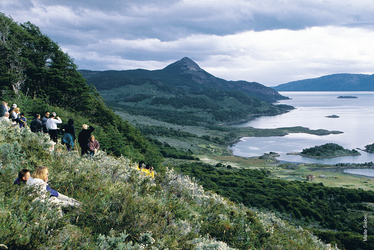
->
230;92;374;164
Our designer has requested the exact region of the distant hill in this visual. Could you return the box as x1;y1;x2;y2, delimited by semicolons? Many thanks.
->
273;73;374;91
80;57;291;125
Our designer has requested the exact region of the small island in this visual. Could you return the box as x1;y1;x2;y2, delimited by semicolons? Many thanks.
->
337;96;358;99
293;143;361;158
325;115;340;118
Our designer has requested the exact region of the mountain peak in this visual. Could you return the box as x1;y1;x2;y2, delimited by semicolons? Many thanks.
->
163;57;202;72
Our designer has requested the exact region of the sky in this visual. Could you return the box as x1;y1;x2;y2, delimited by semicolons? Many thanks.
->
1;0;374;86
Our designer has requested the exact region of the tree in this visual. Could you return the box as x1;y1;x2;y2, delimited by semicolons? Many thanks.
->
0;13;164;165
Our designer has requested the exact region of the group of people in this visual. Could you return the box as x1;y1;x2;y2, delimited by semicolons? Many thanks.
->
3;101;156;217
0;101;27;128
14;167;81;208
1;101;100;156
13;161;154;211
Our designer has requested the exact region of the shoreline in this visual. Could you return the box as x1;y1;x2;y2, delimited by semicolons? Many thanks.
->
286;152;361;159
313;167;374;179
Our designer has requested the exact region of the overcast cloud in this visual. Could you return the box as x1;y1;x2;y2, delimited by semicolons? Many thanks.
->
1;0;374;86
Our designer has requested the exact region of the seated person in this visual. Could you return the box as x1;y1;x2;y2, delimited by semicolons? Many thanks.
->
141;164;155;179
26;166;81;207
88;135;100;156
14;169;30;185
137;160;145;170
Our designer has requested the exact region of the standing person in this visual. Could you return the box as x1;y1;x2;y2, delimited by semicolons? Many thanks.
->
41;111;50;133
14;169;30;185
10;107;20;125
30;114;42;133
61;118;76;152
8;103;17;114
0;101;9;117
26;166;81;207
88;135;100;156
19;112;27;128
78;124;95;156
46;112;62;143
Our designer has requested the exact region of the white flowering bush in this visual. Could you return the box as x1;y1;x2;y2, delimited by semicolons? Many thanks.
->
191;236;235;250
0;122;337;249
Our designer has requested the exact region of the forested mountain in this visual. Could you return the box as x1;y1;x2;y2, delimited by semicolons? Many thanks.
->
0;12;162;164
273;73;374;91
80;58;291;125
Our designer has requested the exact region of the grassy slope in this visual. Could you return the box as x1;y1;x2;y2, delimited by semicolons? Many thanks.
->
0;121;336;249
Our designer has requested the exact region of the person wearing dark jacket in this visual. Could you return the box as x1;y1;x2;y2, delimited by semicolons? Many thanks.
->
14;169;30;185
30;114;42;133
78;124;95;156
61;118;76;152
41;111;50;133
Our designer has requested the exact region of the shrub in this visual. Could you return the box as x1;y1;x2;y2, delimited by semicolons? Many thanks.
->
0;122;337;249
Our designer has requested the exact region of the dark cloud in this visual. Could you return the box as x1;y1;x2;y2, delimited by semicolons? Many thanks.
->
1;0;374;85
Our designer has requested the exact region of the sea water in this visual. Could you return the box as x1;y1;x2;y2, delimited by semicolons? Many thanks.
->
343;169;374;177
230;92;374;164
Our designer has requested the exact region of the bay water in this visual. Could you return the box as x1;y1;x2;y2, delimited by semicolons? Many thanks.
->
343;169;374;177
230;91;374;164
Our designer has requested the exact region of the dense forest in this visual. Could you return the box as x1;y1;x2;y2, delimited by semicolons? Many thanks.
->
173;162;374;249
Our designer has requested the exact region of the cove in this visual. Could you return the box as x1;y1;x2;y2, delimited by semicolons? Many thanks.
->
230;91;374;164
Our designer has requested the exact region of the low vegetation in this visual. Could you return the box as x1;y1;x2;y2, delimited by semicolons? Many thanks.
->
0;122;337;249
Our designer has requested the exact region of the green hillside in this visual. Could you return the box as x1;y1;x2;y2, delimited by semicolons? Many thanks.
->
2;12;372;249
273;73;374;91
0;12;162;165
0;120;336;249
80;58;292;126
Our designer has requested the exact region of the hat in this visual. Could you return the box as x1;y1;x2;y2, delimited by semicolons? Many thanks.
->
12;103;17;108
51;112;57;117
